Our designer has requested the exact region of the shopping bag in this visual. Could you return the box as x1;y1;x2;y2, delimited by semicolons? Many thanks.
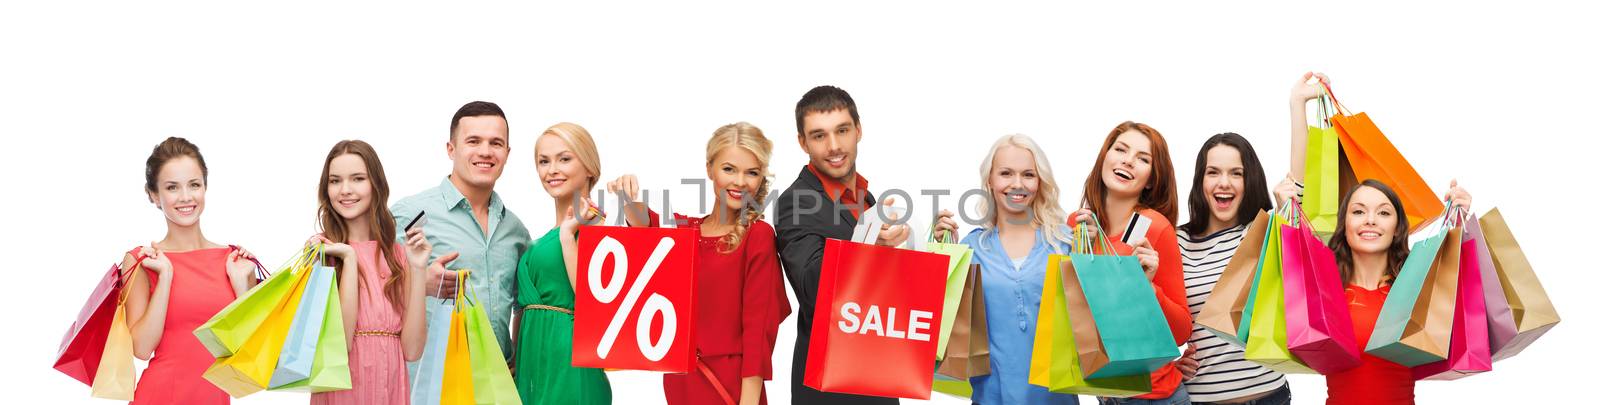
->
1027;254;1151;397
195;246;313;357
935;264;989;379
203;258;316;397
55;264;126;386
1479;208;1559;361
1279;204;1360;374
804;238;947;399
1461;214;1516;355
1070;222;1181;378
1415;209;1492;380
441;271;476;405
1242;210;1314;374
466;275;521;405
1323;83;1444;227
269;253;335;388
1196;210;1271;346
1367;213;1461;366
410;271;457;405
89;266;139;400
574;225;698;373
270;259;351;393
1304;92;1341;233
926;231;975;361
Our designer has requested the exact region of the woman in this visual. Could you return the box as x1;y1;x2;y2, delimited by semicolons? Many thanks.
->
1174;133;1291;404
604;122;804;405
1070;121;1190;405
957;134;1074;404
1280;73;1472;405
305;140;432;404
514;122;612;405
121;137;260;404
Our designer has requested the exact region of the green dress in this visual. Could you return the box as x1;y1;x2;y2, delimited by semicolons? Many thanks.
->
514;228;611;404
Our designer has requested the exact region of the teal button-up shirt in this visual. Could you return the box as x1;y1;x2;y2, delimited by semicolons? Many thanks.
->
393;177;530;360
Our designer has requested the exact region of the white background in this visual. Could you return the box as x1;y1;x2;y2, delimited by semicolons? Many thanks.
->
4;1;1596;403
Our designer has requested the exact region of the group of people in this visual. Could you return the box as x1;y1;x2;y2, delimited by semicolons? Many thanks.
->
114;72;1467;405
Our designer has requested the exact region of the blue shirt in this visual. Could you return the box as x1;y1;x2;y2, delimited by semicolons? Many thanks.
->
963;226;1078;405
392;177;530;360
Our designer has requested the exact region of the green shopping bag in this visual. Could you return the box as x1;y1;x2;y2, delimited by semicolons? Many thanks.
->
925;229;975;360
270;258;351;393
1237;211;1284;344
1304;92;1341;234
1027;254;1150;397
1070;222;1180;379
195;246;315;357
1368;212;1461;366
1241;209;1314;374
465;275;520;405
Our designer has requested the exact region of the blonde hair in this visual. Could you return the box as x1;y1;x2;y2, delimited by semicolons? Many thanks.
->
539;122;602;190
978;134;1071;250
705;122;773;253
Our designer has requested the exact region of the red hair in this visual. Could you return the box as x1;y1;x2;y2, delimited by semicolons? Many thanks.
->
1081;121;1179;224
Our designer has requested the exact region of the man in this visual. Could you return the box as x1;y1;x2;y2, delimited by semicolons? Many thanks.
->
393;101;531;366
776;86;957;404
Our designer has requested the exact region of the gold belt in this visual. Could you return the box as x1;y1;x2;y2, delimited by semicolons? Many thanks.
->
523;304;574;315
355;330;400;338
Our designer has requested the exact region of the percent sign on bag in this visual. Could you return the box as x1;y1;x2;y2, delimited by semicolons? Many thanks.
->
574;226;698;373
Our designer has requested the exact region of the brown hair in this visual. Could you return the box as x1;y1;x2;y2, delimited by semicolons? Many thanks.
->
144;137;208;193
1330;179;1411;285
794;85;860;134
449;101;508;142
317;140;407;313
705;122;773;253
1080;121;1179;224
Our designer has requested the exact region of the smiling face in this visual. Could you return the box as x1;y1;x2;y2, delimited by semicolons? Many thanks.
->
1343;186;1400;255
988;144;1040;218
798;108;860;181
707;146;765;212
326;153;374;222
535;133;592;199
1100;130;1154;198
447;115;510;190
1202;145;1246;227
148;156;206;227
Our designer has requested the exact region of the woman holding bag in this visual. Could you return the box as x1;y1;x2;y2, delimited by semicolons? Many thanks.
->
1069;121;1190;405
1173;133;1292;404
120;137;261;404
1280;72;1473;405
304;140;434;405
957;134;1075;404
604;122;805;405
513;122;613;405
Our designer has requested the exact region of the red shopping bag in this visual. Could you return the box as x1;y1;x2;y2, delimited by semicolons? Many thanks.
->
54;264;127;386
804;238;948;399
574;225;698;373
1415;211;1493;380
1279;205;1361;374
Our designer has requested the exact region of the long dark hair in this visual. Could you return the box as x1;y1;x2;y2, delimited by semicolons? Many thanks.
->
1330;179;1410;284
317;140;407;313
1179;133;1273;235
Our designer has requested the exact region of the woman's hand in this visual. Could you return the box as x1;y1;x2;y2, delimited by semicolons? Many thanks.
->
1070;208;1098;242
560;197;600;237
931;209;959;243
1134;239;1160;281
1444;179;1473;214
606;174;641;203
138;243;172;278
1274;175;1303;207
404;227;433;272
1291;71;1330;103
225;246;259;285
1178;344;1199;381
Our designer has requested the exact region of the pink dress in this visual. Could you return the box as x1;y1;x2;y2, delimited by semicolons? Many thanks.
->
312;241;409;405
131;247;235;405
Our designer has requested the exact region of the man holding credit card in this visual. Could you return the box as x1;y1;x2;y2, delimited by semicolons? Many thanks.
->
392;101;532;367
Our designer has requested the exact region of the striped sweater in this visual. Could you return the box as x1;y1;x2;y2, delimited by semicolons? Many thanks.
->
1179;225;1288;402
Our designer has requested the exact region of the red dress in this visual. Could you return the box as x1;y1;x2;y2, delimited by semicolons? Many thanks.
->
1326;284;1414;404
648;213;791;405
131;247;236;405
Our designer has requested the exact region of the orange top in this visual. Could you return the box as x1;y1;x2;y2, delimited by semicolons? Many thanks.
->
805;164;869;219
1326;284;1414;404
1106;209;1191;400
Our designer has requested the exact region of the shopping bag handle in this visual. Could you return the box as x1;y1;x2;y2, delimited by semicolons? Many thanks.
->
1069;211;1117;258
228;244;270;281
1319;80;1351;116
